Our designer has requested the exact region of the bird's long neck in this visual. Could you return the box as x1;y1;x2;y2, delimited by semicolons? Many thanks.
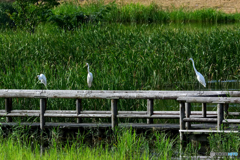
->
190;59;198;73
87;65;90;73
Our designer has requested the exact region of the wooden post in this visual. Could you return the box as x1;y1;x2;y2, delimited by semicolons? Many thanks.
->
76;99;82;123
111;99;118;130
224;103;229;118
217;103;224;130
179;102;185;157
40;98;47;130
185;103;191;129
147;99;153;124
202;103;206;118
180;102;186;131
5;98;12;122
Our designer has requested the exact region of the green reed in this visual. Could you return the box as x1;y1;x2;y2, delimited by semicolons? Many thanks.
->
0;23;240;123
0;127;177;159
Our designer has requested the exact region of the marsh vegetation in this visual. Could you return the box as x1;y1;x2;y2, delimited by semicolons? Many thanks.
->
0;0;240;159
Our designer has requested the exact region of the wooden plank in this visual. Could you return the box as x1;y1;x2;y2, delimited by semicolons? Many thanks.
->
11;110;40;113
190;115;217;118
177;97;240;103
0;90;239;99
44;113;111;118
117;115;179;118
183;118;217;122
0;122;227;130
228;112;240;116
76;99;82;123
0;110;220;115
185;103;191;129
147;99;153;124
45;110;76;114
179;130;238;133
223;119;240;123
40;98;47;130
111;99;118;129
5;98;12;122
0;113;39;117
217;103;224;130
202;103;206;118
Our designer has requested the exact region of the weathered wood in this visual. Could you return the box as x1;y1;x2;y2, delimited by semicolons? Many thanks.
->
179;102;185;154
44;113;111;118
180;102;185;130
217;103;224;130
5;98;12;122
40;98;47;130
177;97;240;103
183;118;217;122
223;119;240;123
0;110;220;115
179;130;238;133
147;99;153;124
76;99;82;123
0;122;223;130
190;115;217;118
111;99;118;129
117;115;179;118
0;90;239;99
202;103;206;118
11;110;40;113
0;113;39;117
228;112;240;116
185;103;191;129
224;103;229;118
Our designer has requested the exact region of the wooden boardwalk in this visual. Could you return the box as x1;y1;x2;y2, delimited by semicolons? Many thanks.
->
0;89;240;137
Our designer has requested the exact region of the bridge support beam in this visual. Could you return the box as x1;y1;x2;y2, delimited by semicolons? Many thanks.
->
147;99;153;124
40;98;47;130
111;99;118;130
76;99;82;123
5;98;12;122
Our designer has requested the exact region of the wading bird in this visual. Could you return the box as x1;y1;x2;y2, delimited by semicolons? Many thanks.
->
86;63;93;88
37;74;47;87
188;58;206;87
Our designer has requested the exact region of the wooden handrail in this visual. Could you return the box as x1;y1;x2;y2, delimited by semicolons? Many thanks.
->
0;90;238;99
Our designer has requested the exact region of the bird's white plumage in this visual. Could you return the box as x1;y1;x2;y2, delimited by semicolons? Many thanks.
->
86;63;93;88
37;74;47;87
189;58;206;87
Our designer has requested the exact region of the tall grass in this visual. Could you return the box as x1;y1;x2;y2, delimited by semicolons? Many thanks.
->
0;127;177;159
0;23;240;123
52;1;240;23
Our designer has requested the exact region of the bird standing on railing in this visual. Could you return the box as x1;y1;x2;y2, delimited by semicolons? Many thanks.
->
86;63;93;88
188;58;206;87
37;74;47;88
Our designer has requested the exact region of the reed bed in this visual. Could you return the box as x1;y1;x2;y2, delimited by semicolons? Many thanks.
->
0;127;177;159
0;23;240;122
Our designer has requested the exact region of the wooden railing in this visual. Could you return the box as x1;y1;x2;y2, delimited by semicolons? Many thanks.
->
1;90;240;130
177;97;240;133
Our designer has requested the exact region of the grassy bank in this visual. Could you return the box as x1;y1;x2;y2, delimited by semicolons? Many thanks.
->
0;127;177;159
52;1;240;23
0;126;240;159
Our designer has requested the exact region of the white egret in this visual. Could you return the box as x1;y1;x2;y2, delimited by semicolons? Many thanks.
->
86;63;93;88
188;58;206;87
37;74;47;87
